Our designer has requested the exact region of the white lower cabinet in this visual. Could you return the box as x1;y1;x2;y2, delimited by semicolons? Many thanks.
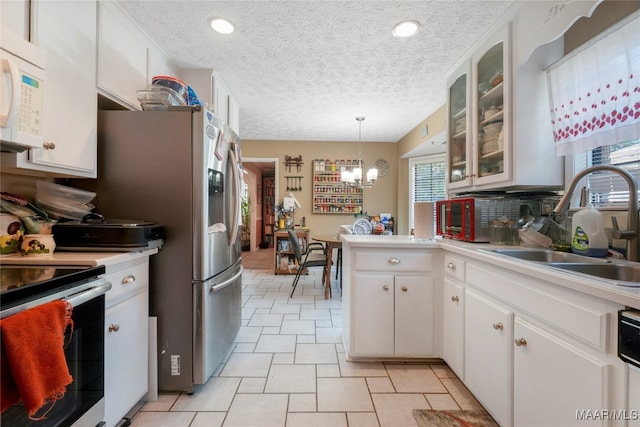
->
628;365;640;427
461;258;623;427
342;245;439;359
513;318;609;427
442;277;465;378
351;274;434;357
395;275;434;355
464;289;513;427
104;258;150;427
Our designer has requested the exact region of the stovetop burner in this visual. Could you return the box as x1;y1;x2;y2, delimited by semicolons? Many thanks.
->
0;265;106;310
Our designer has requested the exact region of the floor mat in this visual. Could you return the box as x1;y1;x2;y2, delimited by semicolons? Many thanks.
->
412;409;499;427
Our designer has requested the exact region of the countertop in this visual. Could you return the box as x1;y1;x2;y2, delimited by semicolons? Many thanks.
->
0;248;159;268
340;235;639;309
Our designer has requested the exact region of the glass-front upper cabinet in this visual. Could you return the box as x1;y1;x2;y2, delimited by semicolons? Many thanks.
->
472;24;511;188
446;60;472;190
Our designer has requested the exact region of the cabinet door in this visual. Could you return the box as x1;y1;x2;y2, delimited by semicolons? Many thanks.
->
228;94;240;135
442;277;465;378
628;365;640;427
465;290;513;427
513;318;609;427
471;24;511;188
97;1;147;109
148;44;178;83
395;275;434;356
0;1;29;39
213;74;230;124
30;0;97;176
446;61;472;190
105;290;149;427
352;273;394;356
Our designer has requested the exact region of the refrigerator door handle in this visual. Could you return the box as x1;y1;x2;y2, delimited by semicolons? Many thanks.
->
228;147;241;246
209;266;243;293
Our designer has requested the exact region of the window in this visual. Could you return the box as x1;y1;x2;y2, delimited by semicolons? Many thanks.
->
408;154;446;232
574;139;640;207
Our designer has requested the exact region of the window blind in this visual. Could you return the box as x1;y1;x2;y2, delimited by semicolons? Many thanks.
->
576;139;640;207
409;154;446;229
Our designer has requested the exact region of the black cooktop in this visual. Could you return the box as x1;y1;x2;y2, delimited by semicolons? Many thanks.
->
0;265;106;310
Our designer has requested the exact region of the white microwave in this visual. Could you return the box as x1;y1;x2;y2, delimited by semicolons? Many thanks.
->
0;29;46;152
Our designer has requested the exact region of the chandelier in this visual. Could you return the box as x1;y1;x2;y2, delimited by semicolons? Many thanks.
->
341;117;378;188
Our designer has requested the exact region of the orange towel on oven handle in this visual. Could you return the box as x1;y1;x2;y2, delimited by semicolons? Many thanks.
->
0;299;74;419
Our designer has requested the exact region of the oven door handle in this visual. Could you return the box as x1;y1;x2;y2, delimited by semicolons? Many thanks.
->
210;266;243;293
1;280;112;319
65;281;112;307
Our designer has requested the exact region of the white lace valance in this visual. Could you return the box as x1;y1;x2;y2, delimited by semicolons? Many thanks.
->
546;11;640;156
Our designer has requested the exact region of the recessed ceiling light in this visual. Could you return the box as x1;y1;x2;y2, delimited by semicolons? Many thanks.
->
392;21;419;38
209;18;235;34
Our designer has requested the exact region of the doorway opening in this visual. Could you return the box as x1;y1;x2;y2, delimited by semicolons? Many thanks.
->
242;157;278;251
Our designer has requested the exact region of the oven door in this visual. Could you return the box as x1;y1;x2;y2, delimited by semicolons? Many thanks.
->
1;280;111;427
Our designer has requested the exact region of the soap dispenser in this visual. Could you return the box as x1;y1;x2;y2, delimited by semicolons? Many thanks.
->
571;188;608;257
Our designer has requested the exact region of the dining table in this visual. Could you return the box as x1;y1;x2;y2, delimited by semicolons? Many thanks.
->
311;234;342;299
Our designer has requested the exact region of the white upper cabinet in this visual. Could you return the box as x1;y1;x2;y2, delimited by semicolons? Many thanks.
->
0;1;29;39
446;8;566;193
446;61;471;189
2;0;98;177
97;1;148;110
148;44;178;83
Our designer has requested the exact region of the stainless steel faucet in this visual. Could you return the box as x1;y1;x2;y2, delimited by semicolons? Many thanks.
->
553;165;639;262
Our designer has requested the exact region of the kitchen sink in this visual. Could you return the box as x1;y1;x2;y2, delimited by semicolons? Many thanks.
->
486;249;607;264
481;248;640;287
546;263;640;287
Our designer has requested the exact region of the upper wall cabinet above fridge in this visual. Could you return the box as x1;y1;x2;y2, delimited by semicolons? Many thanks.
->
97;1;178;111
178;69;241;136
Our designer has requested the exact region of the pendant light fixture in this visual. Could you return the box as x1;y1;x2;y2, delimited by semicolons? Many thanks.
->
341;117;377;189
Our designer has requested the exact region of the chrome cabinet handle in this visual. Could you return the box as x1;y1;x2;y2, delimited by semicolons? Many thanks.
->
401;286;408;292
42;142;56;150
493;322;504;330
451;296;459;302
121;275;136;285
515;338;527;347
108;324;120;333
447;262;456;270
388;258;401;264
383;285;389;291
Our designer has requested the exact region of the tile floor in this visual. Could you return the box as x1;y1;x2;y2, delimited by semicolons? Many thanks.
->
129;266;486;427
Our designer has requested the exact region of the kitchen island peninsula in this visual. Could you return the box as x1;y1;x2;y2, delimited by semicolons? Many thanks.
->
340;234;638;427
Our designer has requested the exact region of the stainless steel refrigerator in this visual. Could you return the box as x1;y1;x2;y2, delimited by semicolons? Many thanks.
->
96;106;242;392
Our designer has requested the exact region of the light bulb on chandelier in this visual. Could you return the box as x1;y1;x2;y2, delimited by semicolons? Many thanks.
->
341;117;377;188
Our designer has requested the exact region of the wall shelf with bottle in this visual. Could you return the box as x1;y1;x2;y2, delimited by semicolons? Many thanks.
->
312;159;364;214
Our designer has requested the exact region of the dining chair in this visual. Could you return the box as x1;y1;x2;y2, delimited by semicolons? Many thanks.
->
287;229;327;298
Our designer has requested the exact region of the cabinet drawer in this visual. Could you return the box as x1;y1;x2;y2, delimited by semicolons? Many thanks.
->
353;249;432;272
444;254;465;282
466;262;613;351
105;261;149;306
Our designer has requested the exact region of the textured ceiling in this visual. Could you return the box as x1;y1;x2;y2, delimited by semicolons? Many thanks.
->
117;0;514;142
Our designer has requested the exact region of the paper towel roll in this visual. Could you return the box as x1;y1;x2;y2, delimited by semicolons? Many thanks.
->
413;202;435;239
